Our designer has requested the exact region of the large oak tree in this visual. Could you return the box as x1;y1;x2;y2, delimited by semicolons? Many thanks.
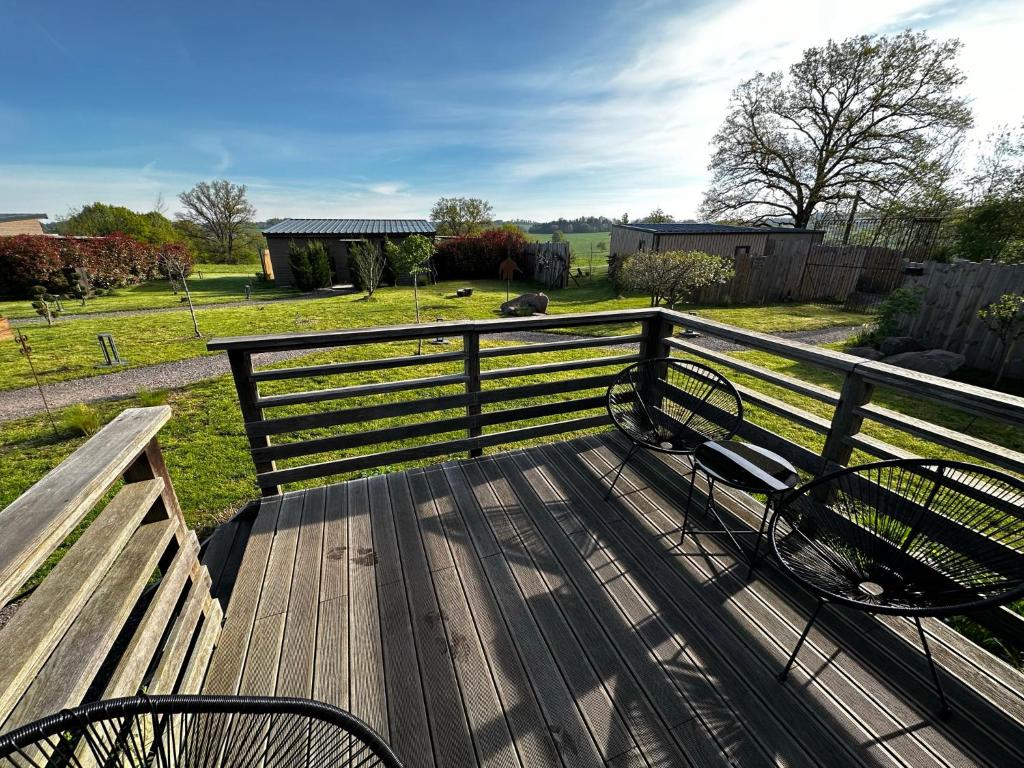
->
177;179;256;262
700;31;972;227
430;197;493;236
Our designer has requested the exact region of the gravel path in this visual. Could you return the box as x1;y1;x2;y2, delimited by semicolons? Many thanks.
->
0;324;862;423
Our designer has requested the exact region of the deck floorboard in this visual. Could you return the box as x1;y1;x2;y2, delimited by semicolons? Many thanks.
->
211;433;1024;768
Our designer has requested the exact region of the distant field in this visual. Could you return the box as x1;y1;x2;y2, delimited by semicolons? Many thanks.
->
525;231;611;279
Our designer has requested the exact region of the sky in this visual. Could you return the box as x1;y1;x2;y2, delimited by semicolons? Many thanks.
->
1;0;1022;223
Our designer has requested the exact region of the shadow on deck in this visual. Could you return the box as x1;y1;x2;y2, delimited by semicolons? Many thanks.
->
200;431;1024;768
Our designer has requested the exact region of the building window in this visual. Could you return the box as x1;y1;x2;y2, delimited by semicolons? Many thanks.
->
735;245;750;256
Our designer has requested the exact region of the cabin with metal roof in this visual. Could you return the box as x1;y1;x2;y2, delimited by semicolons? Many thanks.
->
0;213;47;236
611;221;824;263
263;219;436;287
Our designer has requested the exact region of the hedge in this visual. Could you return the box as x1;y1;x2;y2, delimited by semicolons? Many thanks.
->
0;234;192;296
433;229;528;280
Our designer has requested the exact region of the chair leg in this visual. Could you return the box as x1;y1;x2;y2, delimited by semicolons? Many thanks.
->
779;599;823;682
915;617;952;718
680;463;698;546
604;443;638;500
746;496;773;581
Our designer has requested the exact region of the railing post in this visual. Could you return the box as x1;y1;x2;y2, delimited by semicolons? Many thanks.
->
640;310;674;361
123;437;185;525
464;331;482;458
228;350;281;496
820;369;874;469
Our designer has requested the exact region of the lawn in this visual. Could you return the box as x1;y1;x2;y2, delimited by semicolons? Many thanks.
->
0;275;868;392
0;265;291;319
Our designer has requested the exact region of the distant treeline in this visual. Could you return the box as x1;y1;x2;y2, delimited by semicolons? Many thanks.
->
527;216;614;234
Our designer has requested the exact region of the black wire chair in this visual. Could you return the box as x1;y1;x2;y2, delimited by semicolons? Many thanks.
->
604;357;742;498
0;695;404;768
769;459;1024;716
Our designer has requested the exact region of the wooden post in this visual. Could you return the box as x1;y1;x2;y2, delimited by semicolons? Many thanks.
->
123;438;185;526
820;370;874;469
640;312;674;361
464;332;482;458
227;350;281;496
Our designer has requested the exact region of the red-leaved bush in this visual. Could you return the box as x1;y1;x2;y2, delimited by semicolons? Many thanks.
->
433;228;529;280
0;233;174;295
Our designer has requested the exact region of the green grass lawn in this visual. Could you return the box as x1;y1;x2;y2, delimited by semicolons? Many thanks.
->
0;266;291;320
0;274;868;392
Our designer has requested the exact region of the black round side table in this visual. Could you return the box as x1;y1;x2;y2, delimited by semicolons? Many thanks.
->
682;440;799;578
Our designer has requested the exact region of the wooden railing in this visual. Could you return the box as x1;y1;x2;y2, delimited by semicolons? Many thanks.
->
212;308;1024;643
0;407;220;730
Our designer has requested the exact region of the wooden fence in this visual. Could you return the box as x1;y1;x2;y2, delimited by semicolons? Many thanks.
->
899;259;1024;380
642;244;907;305
0;407;220;731
522;241;570;289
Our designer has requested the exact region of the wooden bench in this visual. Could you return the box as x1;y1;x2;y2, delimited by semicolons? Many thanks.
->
0;406;220;731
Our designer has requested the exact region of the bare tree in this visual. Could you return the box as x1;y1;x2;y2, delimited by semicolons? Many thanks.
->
160;247;201;337
350;239;388;299
701;31;972;227
430;197;493;236
177;179;256;261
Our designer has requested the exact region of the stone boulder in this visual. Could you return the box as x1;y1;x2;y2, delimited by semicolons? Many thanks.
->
878;336;925;356
882;349;965;377
845;346;885;361
500;292;549;316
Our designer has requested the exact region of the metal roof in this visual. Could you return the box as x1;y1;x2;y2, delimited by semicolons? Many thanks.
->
616;222;822;235
0;213;47;223
262;219;435;236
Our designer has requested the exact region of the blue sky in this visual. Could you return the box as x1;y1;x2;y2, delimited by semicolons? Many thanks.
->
1;0;1022;222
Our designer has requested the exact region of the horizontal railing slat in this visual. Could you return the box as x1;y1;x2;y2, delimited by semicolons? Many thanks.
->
253;395;607;462
477;333;643;359
733;383;832;434
667;337;840;405
256;373;469;408
250;350;465;382
257;415;611;486
857;403;1024;476
0;406;172;606
480;353;639;381
208;308;660;352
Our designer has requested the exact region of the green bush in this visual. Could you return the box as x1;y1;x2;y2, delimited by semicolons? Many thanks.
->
63;403;101;436
137;389;169;407
287;240;331;291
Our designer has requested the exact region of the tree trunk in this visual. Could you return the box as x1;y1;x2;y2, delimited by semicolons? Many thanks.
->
181;273;201;337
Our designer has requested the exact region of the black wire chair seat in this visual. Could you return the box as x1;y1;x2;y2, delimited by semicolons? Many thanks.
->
769;458;1024;715
0;695;404;768
603;357;742;497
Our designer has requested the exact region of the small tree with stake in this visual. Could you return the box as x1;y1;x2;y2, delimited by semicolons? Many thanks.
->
159;244;200;337
978;292;1024;387
620;250;734;309
385;235;435;353
350;239;387;299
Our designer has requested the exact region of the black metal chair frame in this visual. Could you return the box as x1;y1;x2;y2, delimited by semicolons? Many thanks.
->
603;357;743;500
0;695;404;768
768;458;1024;717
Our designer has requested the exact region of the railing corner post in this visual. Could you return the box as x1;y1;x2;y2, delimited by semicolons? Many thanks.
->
641;311;674;361
821;369;874;470
464;331;482;458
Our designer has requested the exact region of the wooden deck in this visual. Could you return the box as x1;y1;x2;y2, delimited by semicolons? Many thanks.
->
200;432;1024;768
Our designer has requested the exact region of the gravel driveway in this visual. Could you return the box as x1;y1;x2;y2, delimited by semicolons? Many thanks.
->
0;325;862;423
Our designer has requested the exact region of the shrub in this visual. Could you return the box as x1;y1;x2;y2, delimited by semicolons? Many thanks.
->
137;389;169;407
63;403;101;436
0;235;64;295
620;250;734;308
433;228;528;279
287;240;331;291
